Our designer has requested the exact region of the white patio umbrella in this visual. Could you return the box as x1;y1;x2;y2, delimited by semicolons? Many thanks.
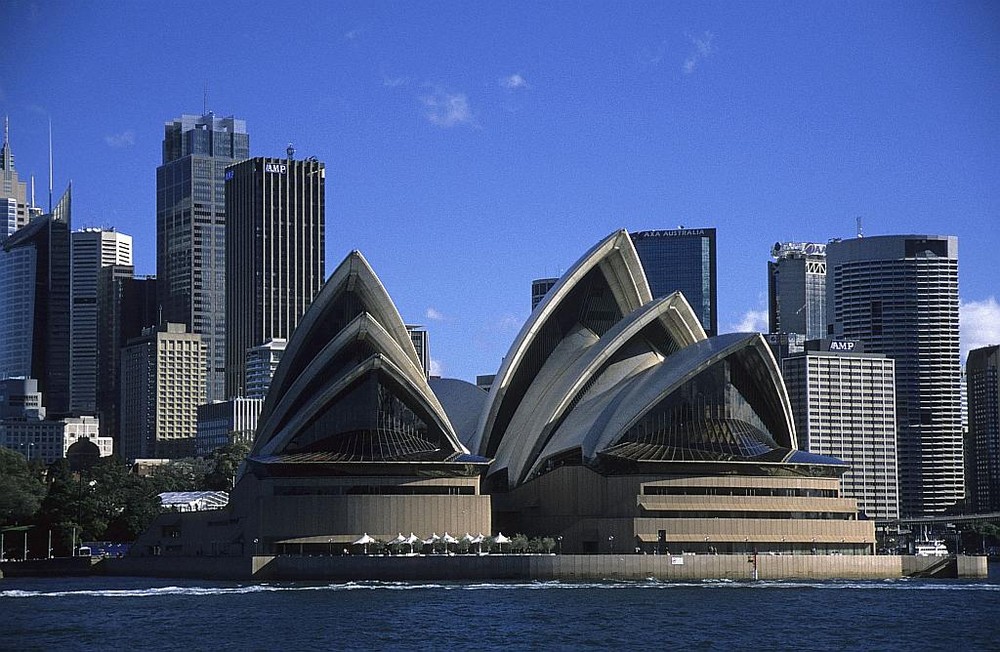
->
493;532;511;553
472;532;485;554
354;533;376;555
388;533;406;554
442;532;458;552
424;532;441;547
404;533;420;554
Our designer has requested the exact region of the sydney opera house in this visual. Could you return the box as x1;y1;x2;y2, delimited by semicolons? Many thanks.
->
136;230;875;558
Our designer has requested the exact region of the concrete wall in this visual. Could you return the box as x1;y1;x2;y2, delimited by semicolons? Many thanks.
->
92;553;989;582
251;553;987;581
100;555;252;580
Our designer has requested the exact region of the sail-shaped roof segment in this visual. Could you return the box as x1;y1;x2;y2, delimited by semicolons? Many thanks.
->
490;291;708;488
526;332;806;480
476;230;652;458
250;251;474;466
259;251;420;430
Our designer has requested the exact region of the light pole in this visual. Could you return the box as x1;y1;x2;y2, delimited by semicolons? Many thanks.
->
608;535;615;554
557;536;563;555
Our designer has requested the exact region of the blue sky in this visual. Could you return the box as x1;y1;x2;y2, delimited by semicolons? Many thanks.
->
3;1;998;381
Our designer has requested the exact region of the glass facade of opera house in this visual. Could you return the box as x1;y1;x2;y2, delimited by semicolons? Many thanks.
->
133;231;874;558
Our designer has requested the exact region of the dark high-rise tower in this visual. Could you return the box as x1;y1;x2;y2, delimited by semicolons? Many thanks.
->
630;228;717;336
224;154;325;398
768;242;827;340
967;345;1000;513
96;266;158;443
156;113;249;401
0;186;72;415
826;235;962;516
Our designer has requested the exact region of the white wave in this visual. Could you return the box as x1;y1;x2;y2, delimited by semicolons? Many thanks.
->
2;577;997;598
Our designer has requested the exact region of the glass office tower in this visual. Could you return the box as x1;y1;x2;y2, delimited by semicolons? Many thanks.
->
224;154;325;398
0;187;72;415
630;228;717;336
768;241;826;340
967;345;1000;513
826;235;962;516
157;113;249;401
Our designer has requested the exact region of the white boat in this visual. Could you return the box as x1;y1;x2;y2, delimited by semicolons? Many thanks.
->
914;539;949;557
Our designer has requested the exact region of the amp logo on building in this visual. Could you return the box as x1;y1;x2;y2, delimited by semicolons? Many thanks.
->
264;163;287;174
829;340;857;352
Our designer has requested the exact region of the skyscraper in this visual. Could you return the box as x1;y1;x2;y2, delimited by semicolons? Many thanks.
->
0;117;34;237
967;345;1000;513
224;154;325;398
70;228;132;413
407;325;430;378
0;186;72;415
244;338;287;400
96;267;157;442
630;228;717;336
531;277;558;310
157;113;249;401
783;339;899;521
768;241;827;340
826;235;962;516
120;323;206;461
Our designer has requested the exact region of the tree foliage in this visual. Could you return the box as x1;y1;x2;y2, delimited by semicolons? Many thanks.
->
0;447;46;525
0;445;246;554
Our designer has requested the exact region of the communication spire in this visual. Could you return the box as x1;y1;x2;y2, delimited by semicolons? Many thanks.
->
856;216;863;239
48;118;53;213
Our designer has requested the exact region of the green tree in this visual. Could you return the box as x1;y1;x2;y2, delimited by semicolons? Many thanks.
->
146;457;212;493
202;441;250;490
0;447;46;525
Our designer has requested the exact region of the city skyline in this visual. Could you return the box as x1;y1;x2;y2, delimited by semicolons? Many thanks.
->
3;2;998;382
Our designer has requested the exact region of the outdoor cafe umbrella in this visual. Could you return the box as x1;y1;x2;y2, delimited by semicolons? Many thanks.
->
404;533;420;554
354;533;376;555
493;532;511;553
388;533;406;554
423;533;441;551
442;532;459;552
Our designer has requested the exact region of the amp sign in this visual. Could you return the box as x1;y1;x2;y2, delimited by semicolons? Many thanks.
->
264;162;287;174
828;340;857;352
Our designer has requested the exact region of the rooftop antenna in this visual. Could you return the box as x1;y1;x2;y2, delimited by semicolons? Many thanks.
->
30;175;35;209
3;115;8;147
47;118;53;213
203;83;208;115
856;216;863;239
286;143;295;159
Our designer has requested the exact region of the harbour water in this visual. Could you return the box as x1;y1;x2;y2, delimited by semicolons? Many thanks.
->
3;568;1000;650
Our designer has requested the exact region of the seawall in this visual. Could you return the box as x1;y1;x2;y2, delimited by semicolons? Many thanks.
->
94;553;989;582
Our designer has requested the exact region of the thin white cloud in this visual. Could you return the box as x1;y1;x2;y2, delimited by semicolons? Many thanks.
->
732;309;768;333
104;130;135;148
425;307;445;321
383;76;410;88
961;297;1000;362
497;314;524;333
344;28;361;41
420;89;474;127
683;31;715;74
500;73;528;90
429;357;444;377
